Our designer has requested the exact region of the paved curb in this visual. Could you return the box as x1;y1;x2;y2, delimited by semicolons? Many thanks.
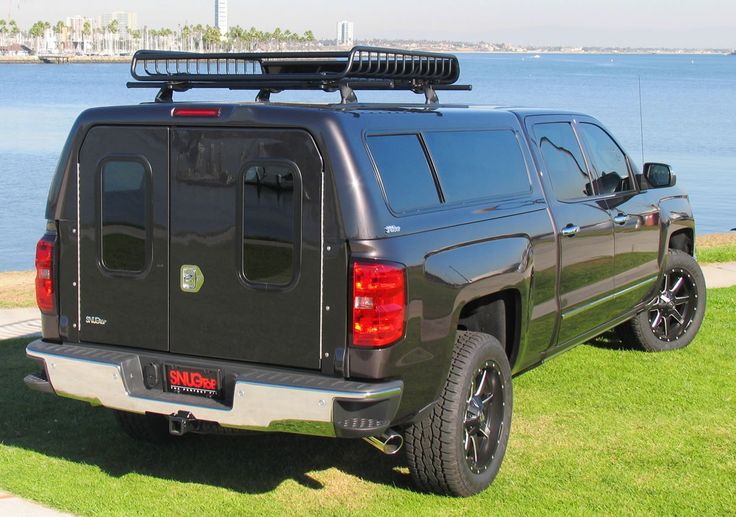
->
700;262;736;289
0;263;734;340
0;308;41;340
0;491;74;516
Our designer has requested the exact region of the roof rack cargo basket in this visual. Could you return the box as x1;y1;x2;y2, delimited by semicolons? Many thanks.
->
127;46;471;104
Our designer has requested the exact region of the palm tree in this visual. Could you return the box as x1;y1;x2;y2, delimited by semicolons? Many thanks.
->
82;20;92;53
94;26;104;53
272;27;283;50
202;25;221;51
227;25;244;52
0;20;7;46
130;29;142;52
9;19;19;41
53;20;67;51
181;24;192;51
107;19;119;54
193;24;205;51
29;21;50;53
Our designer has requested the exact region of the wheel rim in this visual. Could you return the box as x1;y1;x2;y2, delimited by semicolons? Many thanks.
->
463;360;505;474
648;268;698;342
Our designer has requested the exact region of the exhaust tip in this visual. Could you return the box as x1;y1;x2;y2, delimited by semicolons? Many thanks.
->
383;433;403;455
363;430;404;455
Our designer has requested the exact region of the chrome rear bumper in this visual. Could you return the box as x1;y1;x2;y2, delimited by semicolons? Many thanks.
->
25;340;402;438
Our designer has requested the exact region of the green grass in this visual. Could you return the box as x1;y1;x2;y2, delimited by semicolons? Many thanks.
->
1;288;735;515
699;244;736;264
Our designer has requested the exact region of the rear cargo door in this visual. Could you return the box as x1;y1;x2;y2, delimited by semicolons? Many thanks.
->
169;128;323;369
78;126;169;350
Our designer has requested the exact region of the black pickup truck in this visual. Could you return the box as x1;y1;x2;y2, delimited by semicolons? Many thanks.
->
26;47;706;496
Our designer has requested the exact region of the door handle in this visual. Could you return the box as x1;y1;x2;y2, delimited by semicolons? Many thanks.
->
613;213;629;225
561;224;580;237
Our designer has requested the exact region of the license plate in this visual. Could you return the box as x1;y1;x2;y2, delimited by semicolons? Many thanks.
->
165;364;221;398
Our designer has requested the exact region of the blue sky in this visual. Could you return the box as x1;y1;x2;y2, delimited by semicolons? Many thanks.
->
7;0;736;47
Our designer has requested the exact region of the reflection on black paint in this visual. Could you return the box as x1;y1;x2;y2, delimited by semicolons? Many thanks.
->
535;123;593;200
577;123;634;195
368;134;440;212
101;160;147;272
243;163;297;285
423;130;531;203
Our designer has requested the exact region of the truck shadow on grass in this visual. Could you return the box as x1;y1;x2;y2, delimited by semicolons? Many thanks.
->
585;330;641;351
0;338;412;494
2;334;642;494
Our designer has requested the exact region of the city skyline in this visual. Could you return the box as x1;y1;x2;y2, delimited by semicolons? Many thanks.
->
3;0;735;48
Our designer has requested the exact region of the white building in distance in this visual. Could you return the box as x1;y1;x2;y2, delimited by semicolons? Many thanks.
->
336;20;354;46
215;0;228;35
101;12;138;35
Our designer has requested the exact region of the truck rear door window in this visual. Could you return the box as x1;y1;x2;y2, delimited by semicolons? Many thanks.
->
242;162;299;286
100;159;148;272
367;134;440;213
533;123;593;201
423;130;531;203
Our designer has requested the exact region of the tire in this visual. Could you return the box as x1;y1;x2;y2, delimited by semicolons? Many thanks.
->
113;410;173;443
404;331;513;497
616;250;706;352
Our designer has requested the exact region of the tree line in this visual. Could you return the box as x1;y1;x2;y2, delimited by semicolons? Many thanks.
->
1;18;317;53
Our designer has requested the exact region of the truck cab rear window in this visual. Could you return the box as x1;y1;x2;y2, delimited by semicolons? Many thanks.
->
100;160;148;272
367;134;440;213
423;130;531;203
242;163;299;286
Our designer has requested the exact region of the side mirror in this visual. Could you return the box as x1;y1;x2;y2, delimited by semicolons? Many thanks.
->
643;162;676;188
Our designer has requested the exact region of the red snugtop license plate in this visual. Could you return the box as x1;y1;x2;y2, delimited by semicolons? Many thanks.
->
165;364;221;398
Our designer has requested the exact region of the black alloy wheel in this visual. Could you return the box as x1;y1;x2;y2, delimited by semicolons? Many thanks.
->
648;268;699;342
464;360;506;475
615;250;706;352
404;331;513;496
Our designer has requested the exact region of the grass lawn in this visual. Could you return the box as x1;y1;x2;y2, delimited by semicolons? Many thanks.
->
698;232;736;263
698;245;736;264
0;287;734;515
1;234;734;310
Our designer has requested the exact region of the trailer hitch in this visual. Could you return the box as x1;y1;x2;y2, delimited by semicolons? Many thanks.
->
168;411;195;436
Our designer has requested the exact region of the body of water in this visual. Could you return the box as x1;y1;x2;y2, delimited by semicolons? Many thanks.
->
1;53;734;271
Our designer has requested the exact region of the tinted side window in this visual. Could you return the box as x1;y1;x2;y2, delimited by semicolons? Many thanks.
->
100;160;148;272
243;162;298;286
534;123;593;201
577;123;633;195
367;134;440;212
424;130;530;203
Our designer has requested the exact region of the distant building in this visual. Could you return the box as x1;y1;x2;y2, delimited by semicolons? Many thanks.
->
0;43;30;56
66;15;96;52
336;20;354;46
215;0;228;35
101;12;138;35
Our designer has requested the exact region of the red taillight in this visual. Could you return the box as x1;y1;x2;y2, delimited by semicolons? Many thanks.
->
352;261;406;347
171;107;221;118
35;236;55;314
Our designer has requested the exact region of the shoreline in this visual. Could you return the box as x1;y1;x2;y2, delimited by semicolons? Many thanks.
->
1;50;732;65
1;232;733;274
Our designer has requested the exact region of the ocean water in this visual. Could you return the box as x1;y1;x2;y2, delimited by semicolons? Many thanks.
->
0;53;734;271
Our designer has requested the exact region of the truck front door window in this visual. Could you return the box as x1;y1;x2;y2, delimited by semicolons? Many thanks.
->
534;123;592;201
577;123;634;195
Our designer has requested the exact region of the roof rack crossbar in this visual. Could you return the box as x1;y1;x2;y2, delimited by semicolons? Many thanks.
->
128;46;470;103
